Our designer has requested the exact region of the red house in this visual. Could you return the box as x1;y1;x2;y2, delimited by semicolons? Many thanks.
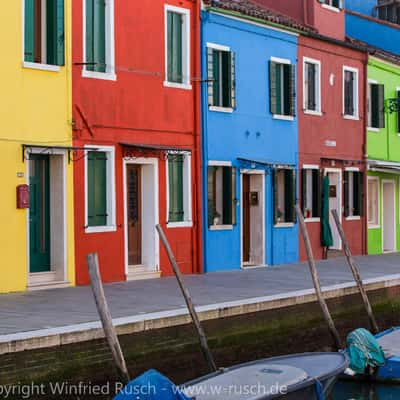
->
254;0;367;260
72;0;202;283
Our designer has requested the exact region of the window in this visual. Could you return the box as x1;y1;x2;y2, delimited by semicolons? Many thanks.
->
165;6;191;88
274;168;296;225
319;0;343;9
24;0;65;66
207;165;236;227
376;2;400;25
269;59;296;118
397;89;400;133
301;168;321;219
85;148;115;232
368;178;379;227
368;82;385;129
344;171;364;218
167;154;192;226
343;67;358;118
84;0;115;78
303;58;321;113
207;45;236;109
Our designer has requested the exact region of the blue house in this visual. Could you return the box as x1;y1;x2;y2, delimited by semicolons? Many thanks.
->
201;0;311;272
345;0;400;54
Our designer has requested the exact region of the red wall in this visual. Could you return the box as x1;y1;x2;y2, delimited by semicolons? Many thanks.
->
72;0;202;284
298;35;367;261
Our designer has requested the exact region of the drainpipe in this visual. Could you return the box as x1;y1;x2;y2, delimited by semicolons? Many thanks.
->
362;52;368;256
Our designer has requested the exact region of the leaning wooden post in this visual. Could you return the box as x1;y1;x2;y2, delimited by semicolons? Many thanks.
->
87;253;130;384
156;224;217;372
331;209;379;334
295;205;342;350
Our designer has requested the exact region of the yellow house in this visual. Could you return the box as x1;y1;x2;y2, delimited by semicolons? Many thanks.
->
0;0;74;292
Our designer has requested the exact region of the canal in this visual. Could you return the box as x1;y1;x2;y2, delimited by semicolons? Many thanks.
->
332;381;400;399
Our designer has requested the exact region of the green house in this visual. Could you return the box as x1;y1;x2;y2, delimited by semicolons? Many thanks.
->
366;53;400;254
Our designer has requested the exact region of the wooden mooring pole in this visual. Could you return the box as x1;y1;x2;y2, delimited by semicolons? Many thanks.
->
87;253;130;384
295;205;342;350
156;224;217;372
331;209;379;334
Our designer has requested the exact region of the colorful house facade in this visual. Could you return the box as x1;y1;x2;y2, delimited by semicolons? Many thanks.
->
72;0;202;284
201;0;313;272
0;0;75;292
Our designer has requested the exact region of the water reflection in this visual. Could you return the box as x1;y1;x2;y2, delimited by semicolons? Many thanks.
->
332;381;400;400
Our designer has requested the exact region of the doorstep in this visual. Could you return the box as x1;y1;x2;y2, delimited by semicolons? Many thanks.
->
28;272;71;291
126;265;161;281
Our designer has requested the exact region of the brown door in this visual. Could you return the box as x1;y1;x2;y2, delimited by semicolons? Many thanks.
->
242;174;251;263
127;165;142;265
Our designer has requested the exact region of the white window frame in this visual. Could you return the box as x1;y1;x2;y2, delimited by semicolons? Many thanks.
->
302;164;320;223
367;79;380;132
84;145;116;233
22;0;61;71
303;57;322;116
343;66;359;120
367;176;380;229
164;4;191;90
166;152;193;228
322;1;341;13
82;0;116;81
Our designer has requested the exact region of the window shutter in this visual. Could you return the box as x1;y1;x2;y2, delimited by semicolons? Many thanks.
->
87;153;96;224
230;52;236;109
88;152;107;227
222;167;233;225
207;167;215;226
168;12;183;83
213;50;220;107
46;0;65;66
344;171;350;218
301;169;307;214
24;0;35;62
377;84;385;129
344;71;354;116
273;169;278;225
284;169;295;223
207;47;215;106
269;61;278;115
94;0;106;73
86;0;94;70
338;0;344;9
289;64;296;116
398;91;400;133
55;0;65;66
308;63;316;110
312;169;321;218
357;172;364;216
168;156;184;222
231;168;237;225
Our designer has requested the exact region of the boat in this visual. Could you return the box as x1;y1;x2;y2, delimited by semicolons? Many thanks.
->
114;352;348;400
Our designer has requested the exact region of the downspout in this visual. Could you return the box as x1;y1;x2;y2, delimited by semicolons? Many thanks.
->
193;0;203;274
362;52;368;255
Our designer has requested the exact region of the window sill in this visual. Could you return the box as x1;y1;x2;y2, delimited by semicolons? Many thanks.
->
305;217;320;223
209;106;234;114
368;127;380;133
303;109;322;117
167;221;193;229
273;114;294;121
321;4;341;13
209;224;233;231
85;225;117;234
274;223;295;228
23;62;60;72
163;81;192;90
345;216;361;221
82;70;117;81
368;224;380;229
343;114;359;121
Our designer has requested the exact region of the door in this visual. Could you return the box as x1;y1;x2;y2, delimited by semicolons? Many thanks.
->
127;164;142;265
242;174;251;263
29;155;51;273
327;171;341;250
382;181;396;253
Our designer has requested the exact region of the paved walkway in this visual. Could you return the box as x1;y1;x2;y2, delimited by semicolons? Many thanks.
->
0;254;399;337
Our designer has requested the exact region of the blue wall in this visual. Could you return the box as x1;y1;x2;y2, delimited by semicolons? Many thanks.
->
201;11;299;273
346;13;400;55
345;0;376;15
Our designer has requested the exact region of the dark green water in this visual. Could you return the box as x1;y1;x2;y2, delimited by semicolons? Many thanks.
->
332;381;400;399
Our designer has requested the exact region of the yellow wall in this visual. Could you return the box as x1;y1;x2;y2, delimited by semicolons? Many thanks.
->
0;1;74;292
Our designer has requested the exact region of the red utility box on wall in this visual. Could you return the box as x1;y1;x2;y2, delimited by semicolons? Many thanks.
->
16;184;29;209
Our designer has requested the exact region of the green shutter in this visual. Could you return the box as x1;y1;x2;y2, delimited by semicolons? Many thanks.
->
222;167;232;225
371;84;385;129
269;61;278;115
207;167;215;226
88;152;107;227
207;47;215;106
312;169;321;218
87;0;106;72
213;50;220;107
301;169;307;214
344;171;349;218
377;84;385;129
86;0;94;70
25;0;35;62
167;11;183;83
168;156;184;222
289;64;296;116
230;52;236;109
46;0;65;66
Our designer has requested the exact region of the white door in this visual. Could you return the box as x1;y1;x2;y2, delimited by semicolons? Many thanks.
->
327;171;342;250
382;181;396;253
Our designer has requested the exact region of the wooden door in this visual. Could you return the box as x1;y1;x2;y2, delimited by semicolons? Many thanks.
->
127;164;142;265
29;155;51;273
242;174;251;263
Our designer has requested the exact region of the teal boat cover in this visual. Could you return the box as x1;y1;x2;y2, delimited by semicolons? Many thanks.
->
346;328;385;374
114;370;191;400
